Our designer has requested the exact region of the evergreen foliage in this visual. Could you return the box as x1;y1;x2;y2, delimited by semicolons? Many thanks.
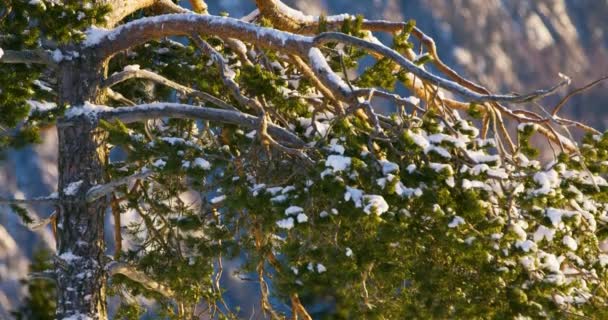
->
1;1;607;319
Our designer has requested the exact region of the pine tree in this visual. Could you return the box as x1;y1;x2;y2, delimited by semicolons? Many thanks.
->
1;0;607;319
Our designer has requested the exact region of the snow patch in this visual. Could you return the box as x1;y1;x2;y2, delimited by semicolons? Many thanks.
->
64;180;83;196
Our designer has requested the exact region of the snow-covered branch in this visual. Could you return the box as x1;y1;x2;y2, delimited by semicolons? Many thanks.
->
88;12;566;107
87;14;312;59
98;103;305;147
106;261;174;298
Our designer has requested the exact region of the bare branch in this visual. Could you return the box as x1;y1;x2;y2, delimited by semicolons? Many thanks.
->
0;195;58;205
313;32;569;104
0;49;55;65
102;68;239;111
107;261;174;298
28;270;57;281
29;211;57;231
552;75;608;116
97;103;305;147
87;170;153;202
106;88;136;106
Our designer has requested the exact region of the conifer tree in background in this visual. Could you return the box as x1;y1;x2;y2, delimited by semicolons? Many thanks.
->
1;0;607;319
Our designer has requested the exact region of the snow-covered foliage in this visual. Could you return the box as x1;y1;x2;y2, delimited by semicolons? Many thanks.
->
3;0;608;319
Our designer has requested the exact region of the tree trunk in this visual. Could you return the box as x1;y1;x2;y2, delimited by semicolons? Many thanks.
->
55;55;109;319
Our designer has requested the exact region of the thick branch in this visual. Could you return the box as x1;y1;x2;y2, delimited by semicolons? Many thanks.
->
98;103;305;147
106;261;174;298
88;14;312;59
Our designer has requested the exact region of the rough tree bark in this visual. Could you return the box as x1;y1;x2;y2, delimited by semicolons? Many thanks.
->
55;52;109;319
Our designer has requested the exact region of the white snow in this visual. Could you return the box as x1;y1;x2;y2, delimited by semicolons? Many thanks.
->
0;48;3;59
533;225;555;242
193;158;211;170
210;195;226;204
428;133;467;148
346;247;353;257
27;100;57;113
448;216;465;228
266;187;283;195
328;139;345;155
285;206;304;215
533;170;561;195
379;160;399;175
511;222;528;241
546;208;578;227
519;256;535;270
429;162;453;174
538;252;563;273
408;131;430;150
33;80;54;92
83;26;110;47
562;235;578;251
363;195;389;215
344;186;364;208
599;254;608;267
316;263;327;273
52;49;64;63
325;155;351;172
123;64;140;71
296;213;308;223
271;195;288;203
516;240;537;252
65;101;112;118
152;159;166;169
309;47;352;93
64;180;83;196
276;217;294;230
466;150;500;163
59;251;81;263
245;130;257;139
406;164;417;173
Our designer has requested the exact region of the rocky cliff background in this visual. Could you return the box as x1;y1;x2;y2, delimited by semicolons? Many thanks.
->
1;0;606;318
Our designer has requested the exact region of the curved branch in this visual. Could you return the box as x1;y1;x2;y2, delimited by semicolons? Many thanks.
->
88;14;312;59
102;68;238;111
87;170;153;202
98;103;305;147
313;32;569;104
107;261;174;298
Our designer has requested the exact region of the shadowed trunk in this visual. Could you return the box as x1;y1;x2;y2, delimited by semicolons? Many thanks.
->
55;54;109;319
